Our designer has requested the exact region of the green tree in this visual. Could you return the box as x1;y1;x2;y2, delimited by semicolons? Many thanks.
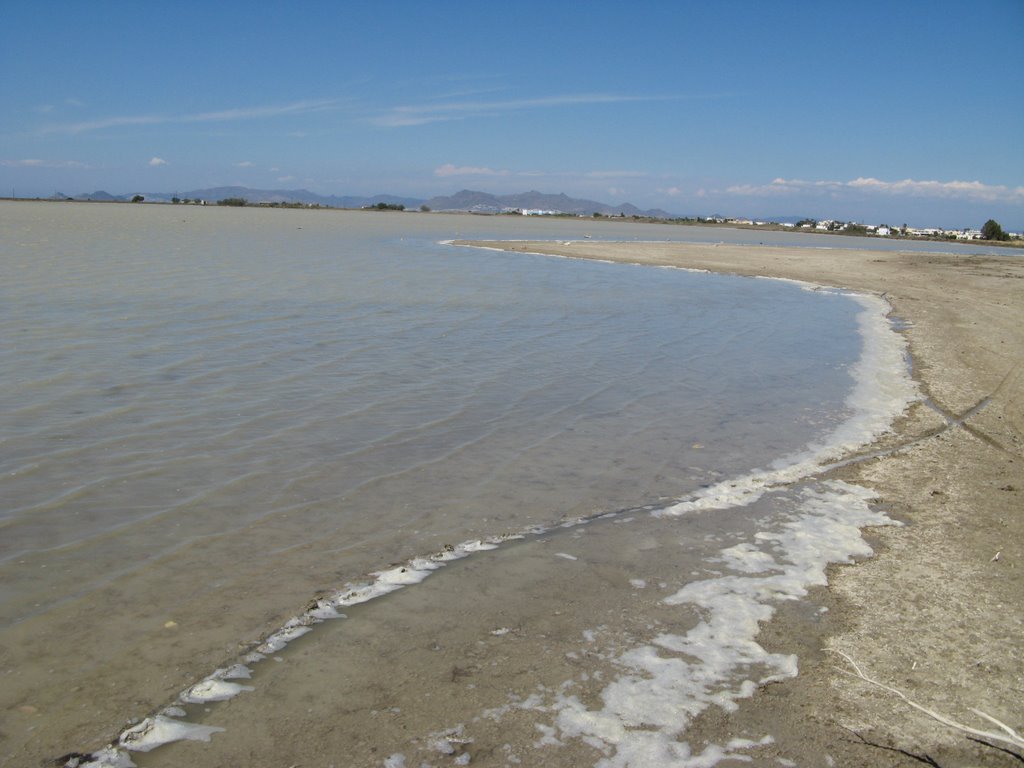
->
981;219;1009;241
131;195;144;203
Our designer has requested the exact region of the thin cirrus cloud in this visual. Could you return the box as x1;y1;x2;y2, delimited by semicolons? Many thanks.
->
725;177;1024;204
38;99;340;135
585;170;648;179
434;164;509;177
148;157;168;166
435;164;648;182
1;158;90;169
374;93;673;128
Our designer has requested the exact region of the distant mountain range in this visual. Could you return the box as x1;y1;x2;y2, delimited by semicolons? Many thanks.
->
65;186;677;218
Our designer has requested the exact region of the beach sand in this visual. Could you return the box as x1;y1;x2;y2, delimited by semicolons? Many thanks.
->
456;239;1024;766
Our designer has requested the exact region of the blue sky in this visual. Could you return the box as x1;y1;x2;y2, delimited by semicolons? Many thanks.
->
2;1;1022;228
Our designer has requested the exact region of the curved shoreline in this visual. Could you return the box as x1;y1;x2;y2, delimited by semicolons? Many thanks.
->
11;231;1020;767
56;241;927;767
455;239;1024;764
61;268;911;766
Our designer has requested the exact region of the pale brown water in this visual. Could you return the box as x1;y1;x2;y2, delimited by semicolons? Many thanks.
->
0;202;893;767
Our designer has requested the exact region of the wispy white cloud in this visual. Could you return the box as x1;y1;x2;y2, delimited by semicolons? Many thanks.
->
434;164;652;186
434;163;509;177
235;160;255;168
586;170;648;179
724;178;837;196
39;99;339;135
1;158;91;169
148;157;168;166
845;177;1024;202
725;176;1024;204
374;94;671;128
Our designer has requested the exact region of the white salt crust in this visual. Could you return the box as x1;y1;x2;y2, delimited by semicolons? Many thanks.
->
74;539;519;765
657;292;916;518
118;715;224;753
491;482;896;767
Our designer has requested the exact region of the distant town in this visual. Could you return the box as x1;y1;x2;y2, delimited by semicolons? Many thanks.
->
524;210;1022;244
673;215;1022;243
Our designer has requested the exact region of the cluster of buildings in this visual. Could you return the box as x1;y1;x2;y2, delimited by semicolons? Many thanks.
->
717;217;1022;241
805;220;991;240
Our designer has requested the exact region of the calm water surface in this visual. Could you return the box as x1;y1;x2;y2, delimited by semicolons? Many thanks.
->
0;203;862;626
0;202;908;766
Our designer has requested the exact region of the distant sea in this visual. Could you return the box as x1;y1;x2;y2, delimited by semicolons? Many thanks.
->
0;202;929;767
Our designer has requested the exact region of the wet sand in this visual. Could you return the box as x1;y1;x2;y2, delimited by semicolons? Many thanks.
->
458;240;1024;766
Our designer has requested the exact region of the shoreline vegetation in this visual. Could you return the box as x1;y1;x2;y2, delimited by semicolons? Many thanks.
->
456;239;1023;766
1;196;1021;249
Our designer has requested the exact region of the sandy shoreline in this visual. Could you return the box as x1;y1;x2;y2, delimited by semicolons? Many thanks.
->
457;240;1023;766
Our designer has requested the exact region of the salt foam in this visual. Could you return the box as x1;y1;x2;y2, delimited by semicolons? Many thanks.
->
657;292;916;519
534;481;896;766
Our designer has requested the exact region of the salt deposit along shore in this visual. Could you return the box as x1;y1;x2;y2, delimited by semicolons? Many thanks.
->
457;240;1023;766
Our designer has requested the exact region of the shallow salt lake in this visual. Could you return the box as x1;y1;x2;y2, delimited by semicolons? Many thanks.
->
0;202;915;767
